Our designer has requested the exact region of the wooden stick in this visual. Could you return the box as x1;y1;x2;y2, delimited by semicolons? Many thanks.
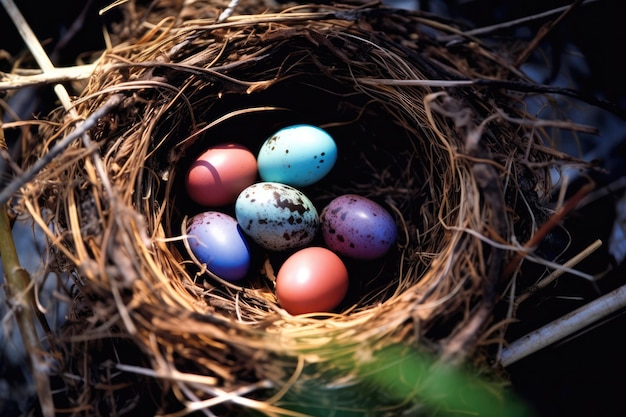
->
513;0;584;68
515;239;602;307
1;0;73;110
0;123;54;416
502;180;595;279
501;283;626;367
439;0;600;41
0;64;97;92
0;93;123;206
0;1;104;415
2;0;116;203
217;0;241;23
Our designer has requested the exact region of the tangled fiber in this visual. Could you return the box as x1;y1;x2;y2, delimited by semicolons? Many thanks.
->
14;0;593;415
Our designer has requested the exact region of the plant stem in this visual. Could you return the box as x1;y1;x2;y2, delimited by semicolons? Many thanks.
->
0;124;55;416
0;63;98;92
501;180;595;280
1;0;73;110
514;239;602;307
500;283;626;367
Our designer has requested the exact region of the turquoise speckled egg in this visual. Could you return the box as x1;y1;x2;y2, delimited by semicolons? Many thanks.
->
257;124;338;187
235;182;319;251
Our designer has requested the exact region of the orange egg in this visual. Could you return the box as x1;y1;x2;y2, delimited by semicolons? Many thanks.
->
275;247;349;315
185;143;257;207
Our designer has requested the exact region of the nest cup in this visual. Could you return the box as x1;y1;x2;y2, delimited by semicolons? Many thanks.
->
19;1;572;415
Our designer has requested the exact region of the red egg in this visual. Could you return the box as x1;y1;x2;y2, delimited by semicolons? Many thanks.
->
275;247;349;315
186;143;257;207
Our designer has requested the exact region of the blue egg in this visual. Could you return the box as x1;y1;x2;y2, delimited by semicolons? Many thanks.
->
235;182;319;251
257;124;338;187
186;211;251;281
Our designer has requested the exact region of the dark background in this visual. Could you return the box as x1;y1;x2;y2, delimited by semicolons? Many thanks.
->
435;2;626;417
2;1;626;416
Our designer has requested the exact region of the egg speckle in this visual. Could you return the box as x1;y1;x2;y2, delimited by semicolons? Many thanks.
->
257;124;338;187
321;194;397;260
186;211;252;281
235;182;319;251
275;247;349;315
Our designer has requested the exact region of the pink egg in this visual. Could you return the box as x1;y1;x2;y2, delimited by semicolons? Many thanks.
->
185;143;257;207
275;247;349;315
320;194;397;260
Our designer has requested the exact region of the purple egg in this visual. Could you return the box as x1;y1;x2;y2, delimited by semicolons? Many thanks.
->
186;211;251;281
321;194;397;260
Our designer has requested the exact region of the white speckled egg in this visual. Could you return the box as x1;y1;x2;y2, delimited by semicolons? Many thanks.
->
257;124;338;187
235;182;319;251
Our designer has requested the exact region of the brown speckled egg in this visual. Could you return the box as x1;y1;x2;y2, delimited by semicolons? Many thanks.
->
235;182;318;251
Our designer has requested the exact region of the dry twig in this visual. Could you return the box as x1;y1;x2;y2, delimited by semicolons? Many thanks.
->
0;123;54;416
0;64;98;92
501;283;626;367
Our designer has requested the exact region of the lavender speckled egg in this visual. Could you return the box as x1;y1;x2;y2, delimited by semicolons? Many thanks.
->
321;194;397;260
235;182;319;251
186;211;251;281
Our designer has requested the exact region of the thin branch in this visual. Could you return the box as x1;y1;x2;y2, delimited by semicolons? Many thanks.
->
439;0;600;41
0;121;54;416
356;78;475;87
501;180;595;280
357;76;625;119
475;78;626;120
514;0;584;68
0;94;123;206
500;283;626;367
1;0;73;110
217;0;240;23
0;3;123;413
514;239;603;307
0;64;98;92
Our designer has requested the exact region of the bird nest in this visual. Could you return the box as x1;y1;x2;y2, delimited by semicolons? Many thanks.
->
14;0;592;415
